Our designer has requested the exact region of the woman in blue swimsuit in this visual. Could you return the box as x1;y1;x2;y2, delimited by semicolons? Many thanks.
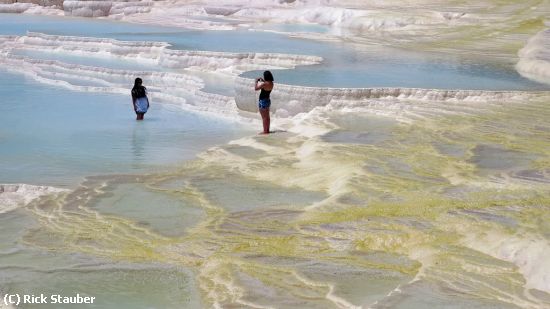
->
131;77;149;121
255;71;274;134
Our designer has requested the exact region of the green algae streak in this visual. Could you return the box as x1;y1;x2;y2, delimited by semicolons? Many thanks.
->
20;90;550;307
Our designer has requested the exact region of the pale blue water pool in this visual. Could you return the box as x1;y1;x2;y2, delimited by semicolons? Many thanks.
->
0;70;251;187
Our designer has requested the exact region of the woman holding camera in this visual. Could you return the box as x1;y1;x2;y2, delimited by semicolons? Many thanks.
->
255;71;274;134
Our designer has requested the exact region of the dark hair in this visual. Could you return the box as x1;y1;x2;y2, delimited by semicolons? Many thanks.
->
132;77;147;98
133;78;143;89
263;71;274;82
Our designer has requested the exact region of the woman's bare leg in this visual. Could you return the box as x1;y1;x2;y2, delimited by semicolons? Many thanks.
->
266;108;270;133
259;108;269;134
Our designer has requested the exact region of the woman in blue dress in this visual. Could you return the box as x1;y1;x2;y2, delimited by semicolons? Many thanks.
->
255;71;274;134
131;78;149;120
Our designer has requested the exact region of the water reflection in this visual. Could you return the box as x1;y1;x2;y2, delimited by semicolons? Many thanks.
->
131;122;147;166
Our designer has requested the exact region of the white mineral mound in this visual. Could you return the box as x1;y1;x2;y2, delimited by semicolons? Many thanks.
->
0;184;67;214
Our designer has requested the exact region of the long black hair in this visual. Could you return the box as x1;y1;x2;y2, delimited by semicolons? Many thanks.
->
263;71;274;82
132;77;147;98
133;77;143;90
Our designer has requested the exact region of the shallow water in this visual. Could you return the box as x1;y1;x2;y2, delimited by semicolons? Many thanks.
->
0;71;251;187
0;194;204;308
243;46;548;89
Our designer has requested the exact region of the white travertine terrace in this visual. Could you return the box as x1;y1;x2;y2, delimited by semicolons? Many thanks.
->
0;32;322;116
0;0;548;85
1;30;548;120
517;27;550;85
234;76;541;117
0;184;67;214
11;32;323;72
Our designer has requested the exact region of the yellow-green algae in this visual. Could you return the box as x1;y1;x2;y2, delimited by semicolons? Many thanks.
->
20;93;550;307
383;0;550;58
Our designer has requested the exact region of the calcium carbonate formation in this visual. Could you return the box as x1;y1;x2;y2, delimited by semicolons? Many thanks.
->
0;4;550;308
0;184;67;214
517;27;550;85
0;0;548;85
0;32;324;116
